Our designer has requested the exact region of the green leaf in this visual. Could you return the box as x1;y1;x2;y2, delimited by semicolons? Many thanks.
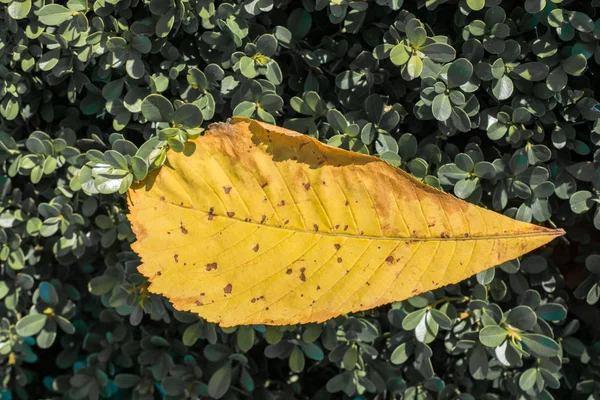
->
520;334;560;357
15;314;48;337
420;43;456;63
327;109;348;132
56;316;75;334
390;44;410;66
141;94;174;122
39;282;59;305
289;346;305;373
405;55;423;80
336;71;364;90
562;54;587;76
511;62;549;81
432;94;451;121
102;79;124;100
448;58;473;88
8;0;32;20
155;9;175;38
288;9;312;39
479;325;508;347
256;34;278;57
536;304;567;322
569;191;594;214
454;178;478;199
260;94;283;112
430;309;452;329
402;308;426;331
467;0;485;11
239;57;257;79
506;306;537;331
391;341;414;365
233;101;257;118
524;0;545;13
36;322;57;349
406;19;427;48
36;4;73;25
88;275;118;295
469;344;488;380
492;75;514;100
104;150;128;170
585;255;600;275
208;363;232;399
519;368;538;391
173;104;203;129
182;321;203;346
438;164;470;183
131;156;149;181
237;326;255;352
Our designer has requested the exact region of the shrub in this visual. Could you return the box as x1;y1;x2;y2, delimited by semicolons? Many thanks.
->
1;0;600;399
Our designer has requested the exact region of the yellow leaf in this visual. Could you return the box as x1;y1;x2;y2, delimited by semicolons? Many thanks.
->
127;117;564;327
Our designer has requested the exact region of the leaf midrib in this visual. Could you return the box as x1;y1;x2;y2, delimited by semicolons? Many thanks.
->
146;193;565;242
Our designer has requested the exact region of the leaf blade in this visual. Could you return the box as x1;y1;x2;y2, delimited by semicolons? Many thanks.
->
127;118;564;326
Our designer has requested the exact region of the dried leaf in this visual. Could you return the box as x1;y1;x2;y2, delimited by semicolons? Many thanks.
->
127;118;564;326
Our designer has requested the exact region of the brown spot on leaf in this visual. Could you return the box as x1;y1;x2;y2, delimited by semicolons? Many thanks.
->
345;201;349;206
208;207;215;221
385;256;394;263
156;271;162;276
180;223;188;234
464;233;469;237
260;215;267;224
313;224;319;232
335;224;340;229
334;244;341;251
300;267;306;282
174;254;179;263
284;219;289;225
337;257;342;263
428;222;435;227
304;182;311;190
227;211;235;218
411;289;418;293
160;196;165;201
206;262;218;271
252;244;259;252
260;182;268;188
195;300;203;306
286;268;293;275
440;232;449;238
223;186;232;194
223;284;232;294
344;225;348;231
278;200;285;207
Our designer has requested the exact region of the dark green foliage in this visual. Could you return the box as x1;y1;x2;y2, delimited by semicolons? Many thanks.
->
1;0;600;399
